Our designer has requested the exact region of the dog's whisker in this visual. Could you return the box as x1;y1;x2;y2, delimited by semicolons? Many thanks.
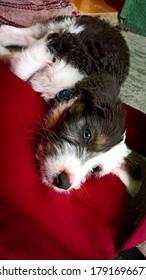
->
28;127;59;143
46;129;60;141
31;114;47;126
27;130;49;142
25;137;40;141
75;185;91;207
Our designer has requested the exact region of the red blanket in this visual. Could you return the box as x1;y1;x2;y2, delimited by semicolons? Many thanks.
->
0;0;77;27
0;63;146;259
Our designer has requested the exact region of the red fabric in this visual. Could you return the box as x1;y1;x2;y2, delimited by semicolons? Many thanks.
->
119;104;146;252
0;63;145;259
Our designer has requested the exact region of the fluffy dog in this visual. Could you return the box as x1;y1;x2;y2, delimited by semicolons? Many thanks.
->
0;15;142;196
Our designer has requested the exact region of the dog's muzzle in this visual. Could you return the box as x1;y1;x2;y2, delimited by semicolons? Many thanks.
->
53;171;71;190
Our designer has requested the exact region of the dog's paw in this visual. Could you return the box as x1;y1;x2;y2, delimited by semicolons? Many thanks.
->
0;24;37;47
0;45;10;55
0;25;13;46
112;151;143;197
113;166;142;197
0;46;11;65
28;63;57;100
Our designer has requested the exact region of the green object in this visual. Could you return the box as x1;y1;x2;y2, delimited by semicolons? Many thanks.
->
120;0;146;36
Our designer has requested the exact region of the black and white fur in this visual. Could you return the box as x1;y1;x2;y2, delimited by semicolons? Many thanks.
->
0;15;142;196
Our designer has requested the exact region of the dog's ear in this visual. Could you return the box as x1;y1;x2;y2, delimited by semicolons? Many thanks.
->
113;151;143;197
76;87;106;116
76;72;120;99
124;151;142;183
75;72;121;115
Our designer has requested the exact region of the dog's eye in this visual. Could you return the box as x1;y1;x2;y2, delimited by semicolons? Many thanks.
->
84;128;92;142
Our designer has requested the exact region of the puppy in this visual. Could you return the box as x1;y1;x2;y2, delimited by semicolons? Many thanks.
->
0;15;142;196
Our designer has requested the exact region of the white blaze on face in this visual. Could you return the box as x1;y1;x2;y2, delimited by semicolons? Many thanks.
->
40;139;130;190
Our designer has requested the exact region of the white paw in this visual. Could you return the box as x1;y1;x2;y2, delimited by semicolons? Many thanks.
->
0;25;13;46
0;25;13;32
0;24;36;47
28;63;57;100
0;45;10;55
112;167;142;197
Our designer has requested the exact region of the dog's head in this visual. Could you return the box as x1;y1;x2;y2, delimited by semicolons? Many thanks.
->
36;74;129;191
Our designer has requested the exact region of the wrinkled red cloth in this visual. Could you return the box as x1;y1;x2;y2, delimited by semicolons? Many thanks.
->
0;63;146;259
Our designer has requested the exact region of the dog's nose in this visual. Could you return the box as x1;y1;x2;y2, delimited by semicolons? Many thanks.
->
53;171;71;190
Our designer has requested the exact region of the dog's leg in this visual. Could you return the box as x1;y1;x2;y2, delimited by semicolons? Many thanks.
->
0;38;54;81
113;151;142;197
0;46;12;65
0;46;11;55
0;24;46;47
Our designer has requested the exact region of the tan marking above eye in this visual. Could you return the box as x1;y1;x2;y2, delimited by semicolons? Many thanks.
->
96;134;106;145
69;103;85;115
